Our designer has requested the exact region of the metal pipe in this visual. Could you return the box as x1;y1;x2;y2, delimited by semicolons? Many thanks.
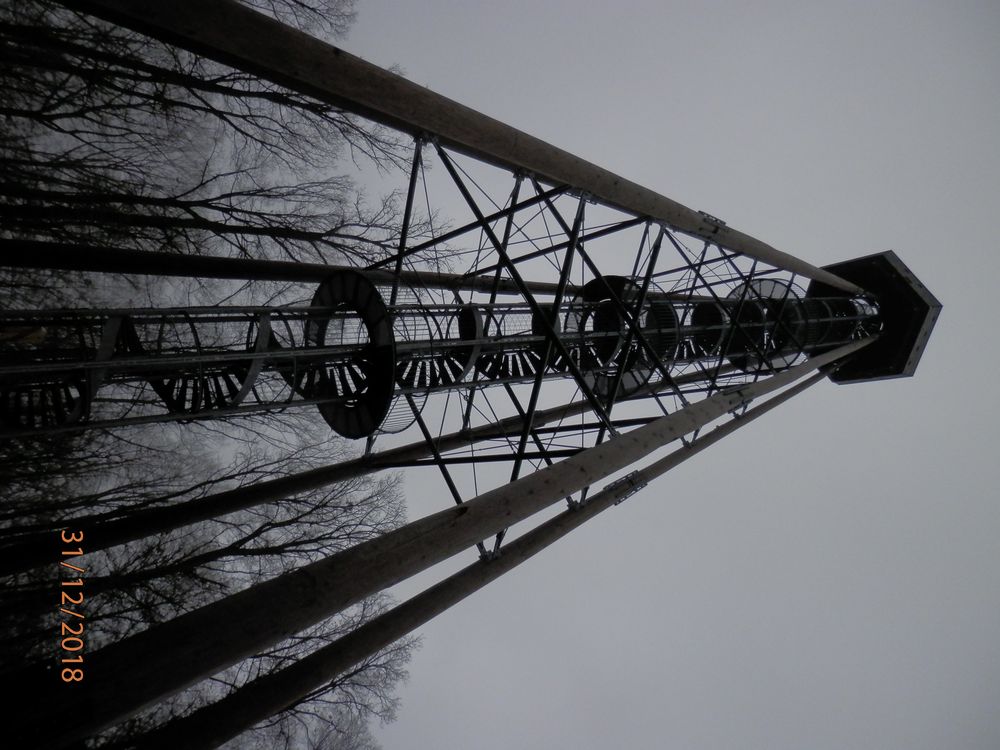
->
0;239;571;296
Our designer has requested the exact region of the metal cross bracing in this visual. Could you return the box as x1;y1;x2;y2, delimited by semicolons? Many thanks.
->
0;1;889;581
0;136;882;510
366;141;880;518
0;3;944;748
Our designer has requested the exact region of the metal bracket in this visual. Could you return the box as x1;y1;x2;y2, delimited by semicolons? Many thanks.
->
604;470;648;505
697;210;728;233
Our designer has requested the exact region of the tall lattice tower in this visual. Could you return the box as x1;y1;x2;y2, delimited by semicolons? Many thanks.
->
1;2;940;748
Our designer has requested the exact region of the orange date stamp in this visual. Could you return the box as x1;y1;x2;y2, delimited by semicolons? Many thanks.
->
58;529;85;682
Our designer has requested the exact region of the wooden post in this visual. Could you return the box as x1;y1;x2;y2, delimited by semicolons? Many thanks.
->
127;372;828;750
12;339;872;748
60;0;864;294
0;366;733;577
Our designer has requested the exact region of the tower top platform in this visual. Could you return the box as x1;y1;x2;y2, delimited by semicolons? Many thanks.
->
807;251;941;383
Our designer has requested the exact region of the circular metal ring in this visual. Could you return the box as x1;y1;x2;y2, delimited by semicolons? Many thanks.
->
306;271;396;439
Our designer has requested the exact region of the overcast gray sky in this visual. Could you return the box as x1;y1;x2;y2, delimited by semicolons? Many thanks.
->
341;2;1000;748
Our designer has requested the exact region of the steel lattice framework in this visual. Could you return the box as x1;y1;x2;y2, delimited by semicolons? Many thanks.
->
0;145;881;495
0;1;940;748
0;146;883;563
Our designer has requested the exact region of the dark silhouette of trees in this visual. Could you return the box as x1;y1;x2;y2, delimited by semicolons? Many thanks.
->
0;1;422;747
1;0;416;306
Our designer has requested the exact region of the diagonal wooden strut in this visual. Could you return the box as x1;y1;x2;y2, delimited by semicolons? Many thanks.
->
10;338;874;748
59;0;864;294
122;370;831;750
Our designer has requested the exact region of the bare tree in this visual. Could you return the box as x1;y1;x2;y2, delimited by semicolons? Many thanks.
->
0;1;423;747
1;0;417;296
0;399;415;748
